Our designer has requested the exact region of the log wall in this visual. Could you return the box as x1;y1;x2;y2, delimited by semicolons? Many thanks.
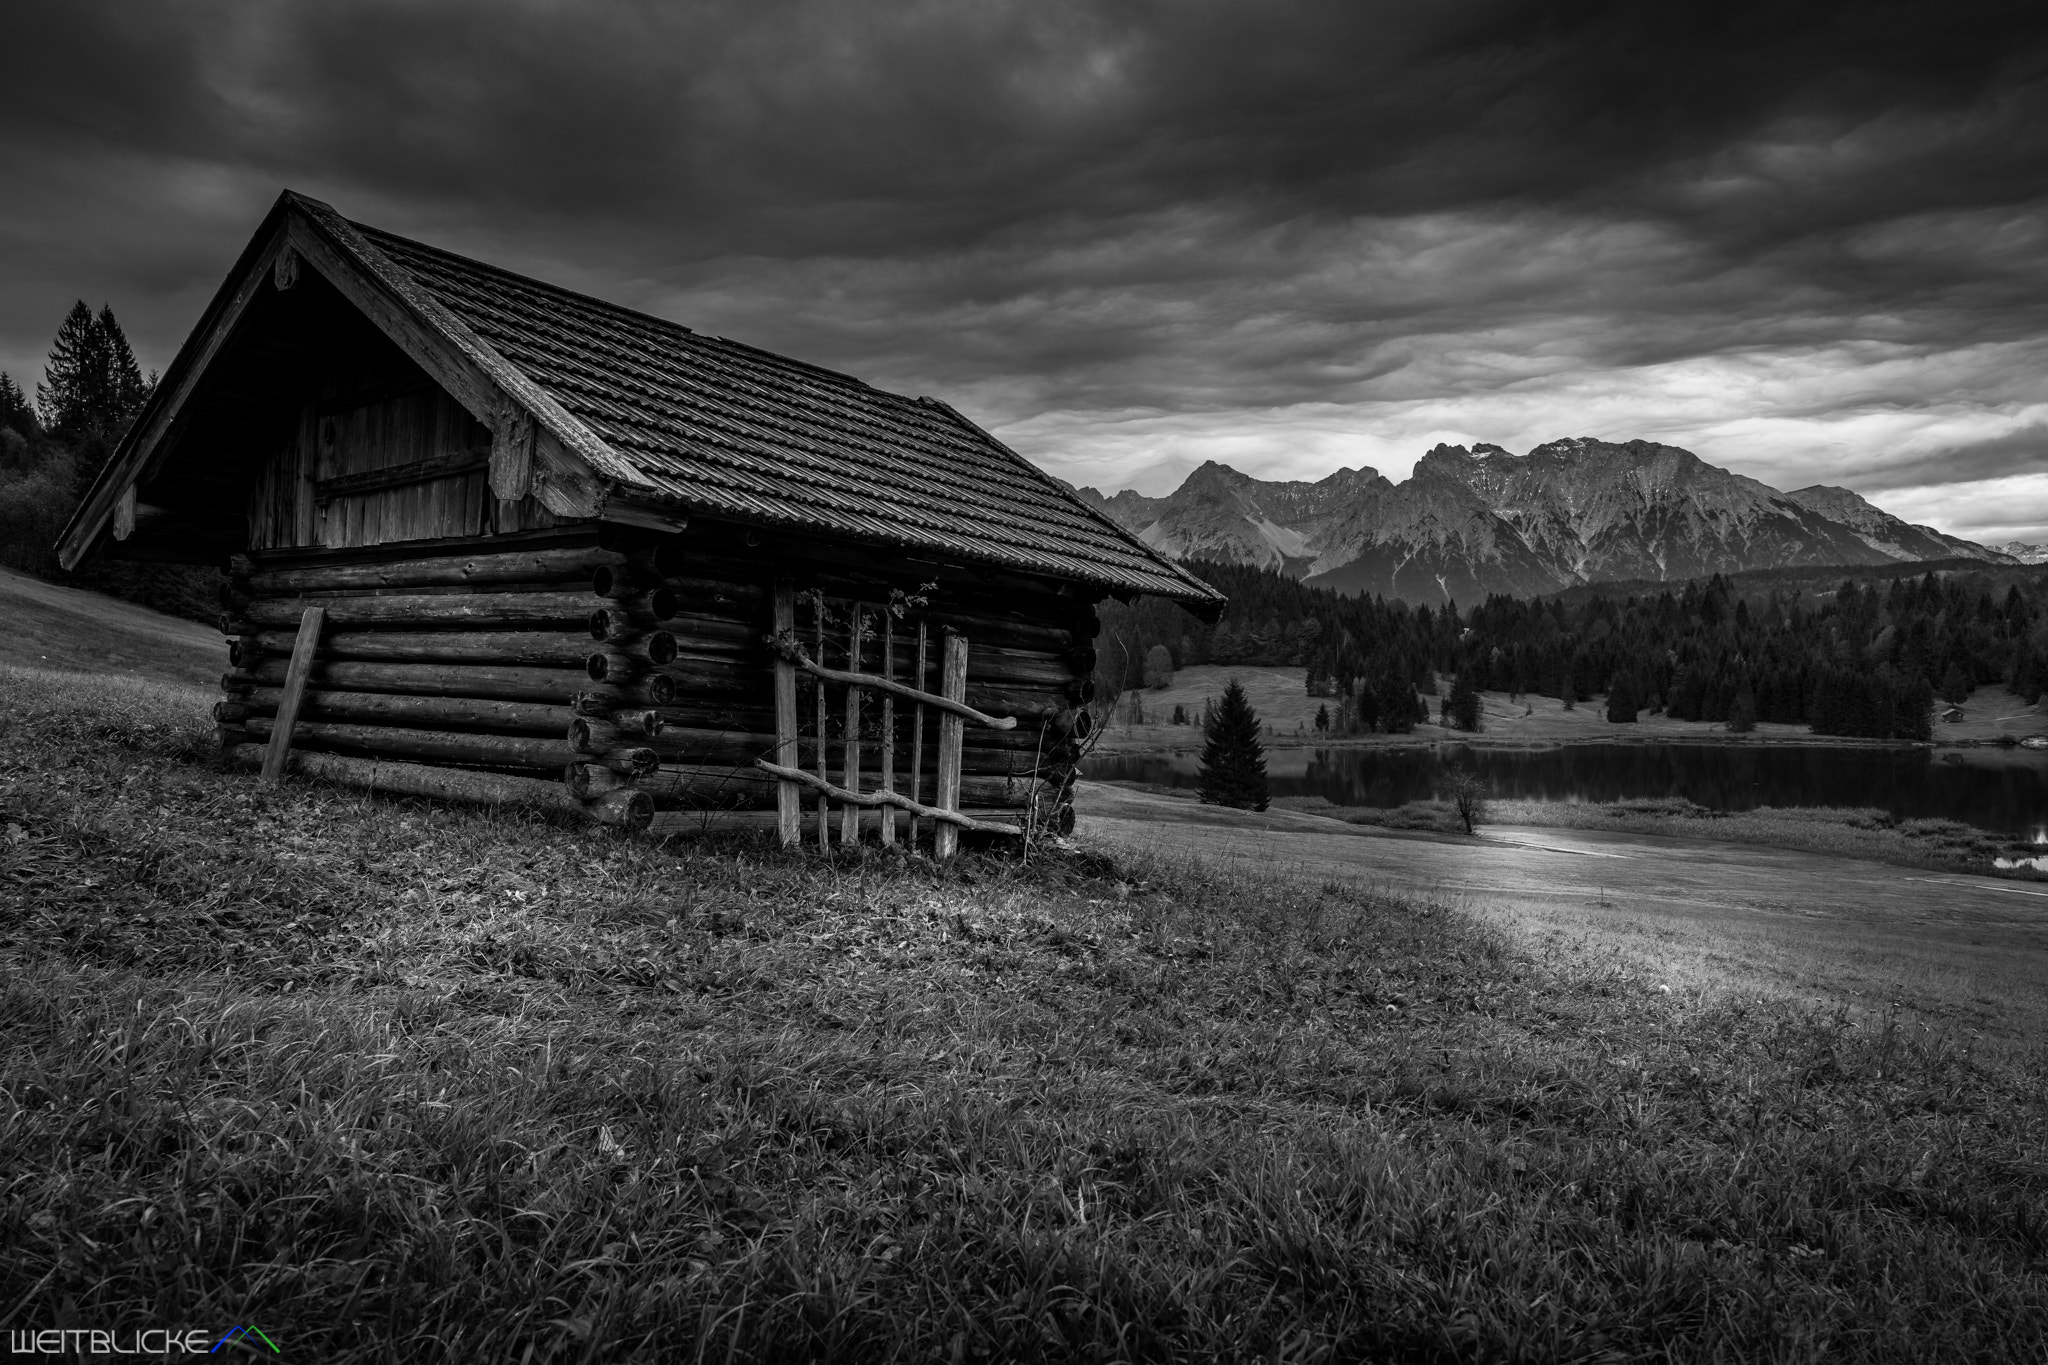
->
218;519;1098;838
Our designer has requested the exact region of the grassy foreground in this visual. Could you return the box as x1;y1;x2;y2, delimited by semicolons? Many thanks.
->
3;668;2046;1361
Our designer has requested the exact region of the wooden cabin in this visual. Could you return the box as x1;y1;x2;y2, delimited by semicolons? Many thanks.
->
58;191;1223;847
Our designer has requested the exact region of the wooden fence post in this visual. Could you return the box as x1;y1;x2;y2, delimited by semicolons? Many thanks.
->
909;623;928;847
771;581;801;847
933;631;968;860
879;617;897;847
260;605;326;784
840;607;865;846
813;596;829;851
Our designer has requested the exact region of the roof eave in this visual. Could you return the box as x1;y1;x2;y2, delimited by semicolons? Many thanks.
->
598;487;1222;607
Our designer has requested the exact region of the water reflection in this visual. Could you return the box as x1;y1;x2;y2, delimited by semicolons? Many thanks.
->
1088;742;2048;838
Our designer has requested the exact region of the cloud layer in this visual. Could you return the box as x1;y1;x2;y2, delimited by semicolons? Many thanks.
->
4;0;2046;536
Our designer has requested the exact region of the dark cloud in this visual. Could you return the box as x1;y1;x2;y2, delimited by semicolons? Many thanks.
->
3;0;2047;533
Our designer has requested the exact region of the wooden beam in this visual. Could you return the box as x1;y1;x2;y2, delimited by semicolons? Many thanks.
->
260;606;325;784
528;429;604;519
752;759;1021;835
840;606;864;845
909;622;927;846
813;595;828;850
770;638;1017;729
934;632;968;860
879;615;896;847
490;395;536;501
313;447;491;502
111;485;137;541
771;581;802;848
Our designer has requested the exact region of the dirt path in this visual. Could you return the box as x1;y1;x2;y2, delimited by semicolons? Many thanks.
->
1075;781;2048;1046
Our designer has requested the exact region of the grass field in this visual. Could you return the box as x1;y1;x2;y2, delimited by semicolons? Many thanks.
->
1101;664;2048;751
0;565;223;687
3;661;2047;1360
1267;792;2048;879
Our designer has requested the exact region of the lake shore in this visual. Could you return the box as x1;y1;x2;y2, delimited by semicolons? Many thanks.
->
1096;662;2048;755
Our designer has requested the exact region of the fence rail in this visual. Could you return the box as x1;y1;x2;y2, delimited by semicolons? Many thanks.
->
759;581;1020;856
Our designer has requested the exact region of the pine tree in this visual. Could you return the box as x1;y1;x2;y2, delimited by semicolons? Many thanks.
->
1196;679;1268;810
1606;675;1639;723
0;372;35;437
36;301;102;437
98;304;151;425
1726;683;1757;733
1446;671;1482;731
37;302;153;492
1314;703;1329;733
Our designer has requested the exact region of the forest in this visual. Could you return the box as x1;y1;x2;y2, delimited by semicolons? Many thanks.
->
0;303;217;621
1095;556;2048;742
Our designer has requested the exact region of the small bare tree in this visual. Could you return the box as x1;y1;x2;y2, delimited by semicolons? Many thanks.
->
1441;765;1489;835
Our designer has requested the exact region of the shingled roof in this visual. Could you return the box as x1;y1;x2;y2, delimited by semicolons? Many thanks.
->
64;190;1220;607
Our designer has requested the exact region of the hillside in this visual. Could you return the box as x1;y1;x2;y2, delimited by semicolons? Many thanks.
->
0;565;223;687
3;666;2045;1359
1075;439;2010;605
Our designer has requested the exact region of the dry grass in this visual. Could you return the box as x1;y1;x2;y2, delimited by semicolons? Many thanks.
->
3;668;2046;1361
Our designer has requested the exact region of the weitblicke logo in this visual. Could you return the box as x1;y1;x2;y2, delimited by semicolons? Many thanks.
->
6;1325;279;1355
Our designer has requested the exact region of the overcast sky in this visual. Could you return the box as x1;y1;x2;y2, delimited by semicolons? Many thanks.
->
4;0;2046;540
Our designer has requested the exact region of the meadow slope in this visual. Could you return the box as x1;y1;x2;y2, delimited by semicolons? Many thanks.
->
1;666;2045;1361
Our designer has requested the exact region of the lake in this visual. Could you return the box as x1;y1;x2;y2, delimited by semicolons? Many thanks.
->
1086;742;2048;841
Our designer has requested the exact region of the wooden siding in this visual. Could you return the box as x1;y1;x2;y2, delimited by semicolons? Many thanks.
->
248;335;556;551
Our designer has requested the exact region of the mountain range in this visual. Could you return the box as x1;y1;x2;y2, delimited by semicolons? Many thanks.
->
1070;437;2014;605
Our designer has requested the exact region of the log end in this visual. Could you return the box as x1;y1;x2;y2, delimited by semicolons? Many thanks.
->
583;787;654;830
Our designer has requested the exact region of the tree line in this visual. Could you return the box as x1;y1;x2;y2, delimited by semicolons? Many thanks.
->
0;303;217;619
1098;556;2048;741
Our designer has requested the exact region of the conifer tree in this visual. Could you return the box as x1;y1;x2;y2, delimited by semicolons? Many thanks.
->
37;301;105;438
1726;683;1757;733
36;302;153;491
1606;675;1639;723
1196;678;1268;810
1446;671;1482;731
0;372;35;437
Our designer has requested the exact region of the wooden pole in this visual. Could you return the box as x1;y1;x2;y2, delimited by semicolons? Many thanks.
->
227;659;590;705
238;687;573;736
840;606;865;846
246;717;576;771
909;622;927;847
240;545;622;595
813;594;828;851
879;615;896;847
260;606;325;784
240;590;599;630
233;746;589;815
934;631;968;861
772;581;801;848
